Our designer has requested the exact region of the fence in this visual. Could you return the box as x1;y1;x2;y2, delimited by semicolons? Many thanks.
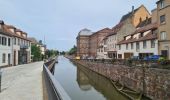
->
43;58;71;100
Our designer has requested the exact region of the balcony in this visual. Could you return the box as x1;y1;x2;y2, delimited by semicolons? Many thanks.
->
20;45;29;49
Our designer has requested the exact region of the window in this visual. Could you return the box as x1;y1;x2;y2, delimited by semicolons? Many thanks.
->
160;15;165;24
151;40;155;48
8;38;11;46
131;43;133;49
2;37;7;45
143;41;147;49
119;45;121;50
14;38;16;45
18;38;20;45
160;31;167;40
2;53;6;63
126;44;128;50
160;1;165;9
136;42;140;51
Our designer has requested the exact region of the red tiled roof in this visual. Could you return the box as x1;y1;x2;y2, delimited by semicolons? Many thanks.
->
117;31;157;45
2;25;31;41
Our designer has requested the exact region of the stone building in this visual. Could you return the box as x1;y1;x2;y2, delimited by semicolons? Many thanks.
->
156;0;170;59
89;28;113;58
76;29;92;58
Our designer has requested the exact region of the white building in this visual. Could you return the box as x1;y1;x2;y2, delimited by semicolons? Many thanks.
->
106;33;117;59
117;23;158;59
97;38;108;59
0;20;31;67
0;21;13;67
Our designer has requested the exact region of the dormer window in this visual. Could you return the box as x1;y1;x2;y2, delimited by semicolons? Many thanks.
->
140;33;144;37
160;1;165;9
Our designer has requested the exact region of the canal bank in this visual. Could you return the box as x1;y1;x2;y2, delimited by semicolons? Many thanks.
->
70;59;170;100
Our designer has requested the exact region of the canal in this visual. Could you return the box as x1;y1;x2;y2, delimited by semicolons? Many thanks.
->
54;56;129;100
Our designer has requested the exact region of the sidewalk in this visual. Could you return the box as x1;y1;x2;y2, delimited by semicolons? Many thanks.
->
0;61;44;100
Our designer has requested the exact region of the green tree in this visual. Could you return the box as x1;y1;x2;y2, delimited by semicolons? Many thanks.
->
31;44;42;61
68;45;77;55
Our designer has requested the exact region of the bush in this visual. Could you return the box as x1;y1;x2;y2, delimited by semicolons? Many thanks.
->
158;57;170;65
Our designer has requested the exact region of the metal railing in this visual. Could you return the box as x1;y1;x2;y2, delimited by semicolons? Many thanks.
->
43;59;71;100
0;68;2;93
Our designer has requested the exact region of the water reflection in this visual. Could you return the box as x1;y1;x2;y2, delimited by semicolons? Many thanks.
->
54;56;128;100
76;63;129;100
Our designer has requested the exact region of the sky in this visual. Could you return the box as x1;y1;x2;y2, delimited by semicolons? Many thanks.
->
0;0;157;51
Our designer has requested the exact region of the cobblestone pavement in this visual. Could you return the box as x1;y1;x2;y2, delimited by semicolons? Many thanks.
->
0;61;44;100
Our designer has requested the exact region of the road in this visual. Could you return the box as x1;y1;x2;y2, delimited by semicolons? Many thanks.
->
0;61;44;100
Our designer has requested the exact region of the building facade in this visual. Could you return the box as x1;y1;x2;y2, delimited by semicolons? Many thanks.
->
89;28;112;58
0;21;13;67
77;29;92;58
156;0;170;59
117;23;158;59
0;20;31;67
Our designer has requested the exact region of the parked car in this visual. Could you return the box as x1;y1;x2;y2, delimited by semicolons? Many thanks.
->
143;55;160;61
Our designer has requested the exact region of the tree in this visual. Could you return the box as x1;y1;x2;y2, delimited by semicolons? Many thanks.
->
68;45;77;55
46;49;59;58
31;44;42;61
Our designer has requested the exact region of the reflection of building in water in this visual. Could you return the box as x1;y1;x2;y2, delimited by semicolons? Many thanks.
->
76;64;128;100
77;67;92;91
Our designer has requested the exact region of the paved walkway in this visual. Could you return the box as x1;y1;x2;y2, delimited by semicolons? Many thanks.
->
0;61;44;100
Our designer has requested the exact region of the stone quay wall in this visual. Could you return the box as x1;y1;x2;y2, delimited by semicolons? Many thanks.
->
72;60;170;100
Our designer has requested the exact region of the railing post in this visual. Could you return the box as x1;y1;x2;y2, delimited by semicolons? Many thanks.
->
0;68;2;93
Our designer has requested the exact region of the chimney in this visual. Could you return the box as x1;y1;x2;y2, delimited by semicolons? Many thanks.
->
132;6;134;14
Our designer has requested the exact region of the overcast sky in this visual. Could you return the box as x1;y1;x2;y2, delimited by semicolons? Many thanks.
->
0;0;157;51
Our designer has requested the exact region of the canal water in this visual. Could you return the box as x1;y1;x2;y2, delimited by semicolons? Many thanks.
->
54;56;129;100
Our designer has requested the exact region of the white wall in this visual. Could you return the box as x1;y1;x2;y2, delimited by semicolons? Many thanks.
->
0;34;12;67
117;40;158;59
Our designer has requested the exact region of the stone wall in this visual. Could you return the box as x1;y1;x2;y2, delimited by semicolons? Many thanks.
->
73;60;170;100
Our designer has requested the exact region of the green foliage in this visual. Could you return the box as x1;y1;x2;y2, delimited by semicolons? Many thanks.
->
60;51;66;55
46;49;59;58
158;57;169;65
68;45;77;55
31;44;42;61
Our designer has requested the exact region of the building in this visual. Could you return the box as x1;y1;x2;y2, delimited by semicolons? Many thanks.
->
0;20;31;67
0;21;13;67
89;28;113;58
117;23;158;59
76;29;92;58
156;0;170;59
102;5;151;59
97;37;108;59
5;25;31;65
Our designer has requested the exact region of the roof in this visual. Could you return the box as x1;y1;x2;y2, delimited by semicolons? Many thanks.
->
78;28;92;36
96;28;113;33
119;5;148;23
0;20;4;25
120;6;139;22
136;17;152;28
125;23;158;37
117;23;158;45
2;24;31;41
27;37;38;43
117;31;157;45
